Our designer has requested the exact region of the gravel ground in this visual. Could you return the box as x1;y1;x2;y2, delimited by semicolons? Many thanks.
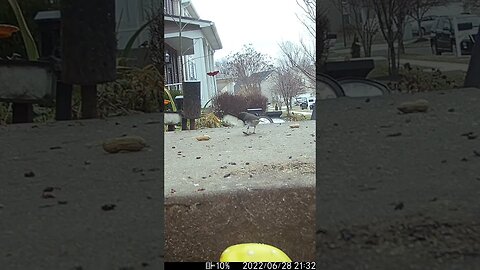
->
164;121;316;261
317;88;480;269
0;113;163;270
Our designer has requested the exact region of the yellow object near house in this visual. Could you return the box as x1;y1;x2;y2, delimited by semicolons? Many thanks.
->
220;243;292;262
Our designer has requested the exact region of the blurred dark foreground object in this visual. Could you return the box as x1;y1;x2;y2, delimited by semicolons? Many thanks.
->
464;27;480;88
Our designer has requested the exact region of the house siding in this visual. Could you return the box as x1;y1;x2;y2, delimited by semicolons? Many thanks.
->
163;0;222;107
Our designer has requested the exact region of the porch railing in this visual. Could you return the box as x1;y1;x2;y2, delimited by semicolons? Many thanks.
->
165;82;182;92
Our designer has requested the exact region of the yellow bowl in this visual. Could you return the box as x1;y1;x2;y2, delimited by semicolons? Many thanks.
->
220;243;292;262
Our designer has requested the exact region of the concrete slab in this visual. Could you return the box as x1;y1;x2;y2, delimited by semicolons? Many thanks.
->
0;114;163;270
317;88;480;269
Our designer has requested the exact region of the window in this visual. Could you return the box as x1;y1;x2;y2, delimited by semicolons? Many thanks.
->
458;22;473;31
187;58;197;80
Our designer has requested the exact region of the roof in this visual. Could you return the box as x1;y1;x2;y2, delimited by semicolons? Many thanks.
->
34;10;61;21
164;15;222;50
250;70;275;82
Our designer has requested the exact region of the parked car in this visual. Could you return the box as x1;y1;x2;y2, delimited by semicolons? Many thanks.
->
307;97;315;110
430;14;480;55
294;97;306;106
299;102;307;110
409;15;438;36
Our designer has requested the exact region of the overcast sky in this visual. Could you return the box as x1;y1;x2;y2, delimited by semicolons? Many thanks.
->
191;0;312;61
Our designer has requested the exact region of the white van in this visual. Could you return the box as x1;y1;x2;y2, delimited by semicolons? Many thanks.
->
307;97;316;110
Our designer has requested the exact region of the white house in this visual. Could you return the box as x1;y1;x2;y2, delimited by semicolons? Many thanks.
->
216;74;236;94
115;0;223;106
163;0;223;107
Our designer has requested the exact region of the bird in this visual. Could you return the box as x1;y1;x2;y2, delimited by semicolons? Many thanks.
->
238;112;260;134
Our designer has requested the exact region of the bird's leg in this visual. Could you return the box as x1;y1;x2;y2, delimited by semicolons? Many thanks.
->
253;126;256;134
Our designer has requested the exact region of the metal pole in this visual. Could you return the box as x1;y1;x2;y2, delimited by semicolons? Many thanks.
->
179;0;184;82
340;1;347;48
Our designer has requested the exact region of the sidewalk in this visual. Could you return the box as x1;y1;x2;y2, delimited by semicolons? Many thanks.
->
333;39;418;54
329;54;470;72
400;58;469;72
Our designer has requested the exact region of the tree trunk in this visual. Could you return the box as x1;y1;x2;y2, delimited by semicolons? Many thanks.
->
418;19;423;39
388;42;398;77
365;32;373;57
284;97;290;116
398;34;405;55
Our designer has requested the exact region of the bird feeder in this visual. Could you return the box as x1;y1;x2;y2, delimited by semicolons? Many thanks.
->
60;0;117;119
181;81;201;130
0;24;19;39
0;24;56;123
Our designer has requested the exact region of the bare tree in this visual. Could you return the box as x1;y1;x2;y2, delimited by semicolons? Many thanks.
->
317;3;330;72
219;44;273;94
371;0;411;76
330;0;379;57
278;41;315;88
277;0;317;83
463;0;480;11
215;58;230;76
296;0;316;39
409;0;447;39
273;65;305;116
395;0;413;55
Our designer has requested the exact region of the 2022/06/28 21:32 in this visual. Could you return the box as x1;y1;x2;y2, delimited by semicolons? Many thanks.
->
242;262;316;270
204;262;316;270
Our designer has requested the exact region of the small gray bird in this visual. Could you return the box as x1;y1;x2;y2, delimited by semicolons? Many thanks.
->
238;112;260;134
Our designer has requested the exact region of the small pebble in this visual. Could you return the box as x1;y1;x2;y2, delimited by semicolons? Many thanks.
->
394;202;404;210
42;192;56;199
101;204;116;211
